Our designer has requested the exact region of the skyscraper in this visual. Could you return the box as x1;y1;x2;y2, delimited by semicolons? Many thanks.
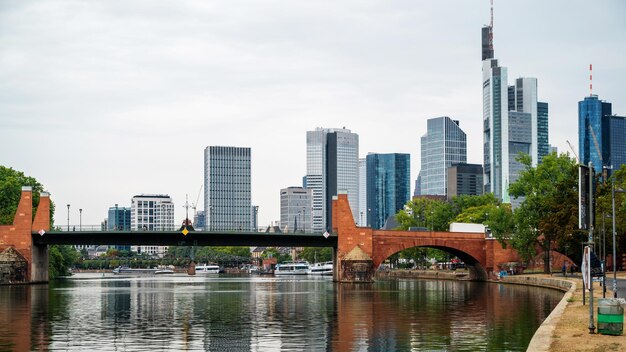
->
280;187;312;233
419;117;467;196
447;163;484;200
306;127;359;233
130;194;174;257
204;146;252;231
366;153;410;229
578;95;625;175
481;13;548;203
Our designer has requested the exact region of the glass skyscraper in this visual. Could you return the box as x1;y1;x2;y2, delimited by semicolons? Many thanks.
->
579;95;625;175
306;127;359;233
204;146;252;231
420;117;466;196
366;153;410;229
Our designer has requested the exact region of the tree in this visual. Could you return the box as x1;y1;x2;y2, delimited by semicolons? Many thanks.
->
49;245;79;278
299;247;332;263
0;165;54;224
508;153;579;272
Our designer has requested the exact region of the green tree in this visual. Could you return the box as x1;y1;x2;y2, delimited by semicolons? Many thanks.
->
299;247;332;263
508;152;579;272
0;165;54;224
49;245;79;278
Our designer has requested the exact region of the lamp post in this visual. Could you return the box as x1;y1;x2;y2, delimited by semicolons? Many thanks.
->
66;204;70;232
79;208;82;231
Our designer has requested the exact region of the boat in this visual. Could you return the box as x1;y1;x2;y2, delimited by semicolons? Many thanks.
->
112;266;158;275
195;264;220;274
154;268;174;275
308;261;333;276
274;262;310;275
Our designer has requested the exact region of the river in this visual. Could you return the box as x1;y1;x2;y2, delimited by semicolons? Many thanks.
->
0;273;563;351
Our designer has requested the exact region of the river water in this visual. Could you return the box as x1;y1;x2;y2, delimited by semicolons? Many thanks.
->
0;273;563;351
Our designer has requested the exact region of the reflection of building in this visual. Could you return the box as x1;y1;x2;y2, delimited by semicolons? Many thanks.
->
280;187;312;233
306;127;359;232
447;163;484;200
366;153;410;229
204;146;252;231
130;194;174;257
419;117;466;197
578;95;626;175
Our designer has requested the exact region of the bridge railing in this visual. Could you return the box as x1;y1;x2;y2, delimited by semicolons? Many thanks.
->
50;225;300;233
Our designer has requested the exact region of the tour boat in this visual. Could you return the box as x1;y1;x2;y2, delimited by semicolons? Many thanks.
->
308;262;333;276
195;264;220;274
112;266;157;275
274;262;310;275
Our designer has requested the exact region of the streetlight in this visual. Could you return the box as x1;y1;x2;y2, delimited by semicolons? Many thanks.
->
66;204;70;232
79;208;82;231
611;176;626;298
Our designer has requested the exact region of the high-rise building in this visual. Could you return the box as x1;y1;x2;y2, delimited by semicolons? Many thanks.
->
306;127;359;233
447;163;484;200
482;17;548;203
358;158;367;226
366;153;410;229
204;146;252;231
578;95;625;175
194;210;206;231
280;187;312;233
130;194;174;257
419;117;467;196
107;205;131;251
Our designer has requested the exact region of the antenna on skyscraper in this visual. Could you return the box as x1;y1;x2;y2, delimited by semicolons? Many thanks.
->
589;64;593;96
489;0;494;52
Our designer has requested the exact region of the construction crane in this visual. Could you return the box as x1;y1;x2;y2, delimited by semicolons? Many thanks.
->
192;185;202;217
566;140;580;164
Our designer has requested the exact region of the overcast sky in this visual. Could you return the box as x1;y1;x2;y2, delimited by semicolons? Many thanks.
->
1;0;624;228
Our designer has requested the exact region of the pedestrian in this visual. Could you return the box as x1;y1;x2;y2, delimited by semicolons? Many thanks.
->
562;263;567;277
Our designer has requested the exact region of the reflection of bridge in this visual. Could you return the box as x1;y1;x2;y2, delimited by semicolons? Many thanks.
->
1;187;525;284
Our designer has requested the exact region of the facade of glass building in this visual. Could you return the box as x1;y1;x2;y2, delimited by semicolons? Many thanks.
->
610;116;626;172
358;158;367;226
280;187;312;233
306;127;359;233
578;96;613;175
204;146;252;231
366;153;410;229
447;163;484;200
107;206;131;251
537;102;550;162
420;116;467;196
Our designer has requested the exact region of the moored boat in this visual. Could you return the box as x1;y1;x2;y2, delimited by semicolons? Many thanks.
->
274;262;310;275
195;264;220;274
308;261;333;276
112;266;158;275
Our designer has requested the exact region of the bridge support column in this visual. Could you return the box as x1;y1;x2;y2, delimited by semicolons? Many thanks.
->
0;187;50;284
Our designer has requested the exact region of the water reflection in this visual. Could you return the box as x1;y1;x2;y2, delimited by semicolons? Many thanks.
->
0;275;562;351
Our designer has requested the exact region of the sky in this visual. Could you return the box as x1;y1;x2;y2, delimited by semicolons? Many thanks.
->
1;0;625;228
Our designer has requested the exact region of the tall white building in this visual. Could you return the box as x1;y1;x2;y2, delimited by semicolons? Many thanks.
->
280;187;312;233
204;146;252;231
130;194;174;257
358;158;367;226
306;127;359;233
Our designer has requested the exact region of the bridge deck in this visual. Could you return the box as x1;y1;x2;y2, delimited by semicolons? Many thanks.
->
32;231;338;248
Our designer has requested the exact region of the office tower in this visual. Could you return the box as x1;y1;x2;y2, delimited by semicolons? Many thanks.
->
482;12;548;203
358;158;367;226
194;210;206;231
250;205;259;232
447;164;484;200
204;146;252;231
366;153;410;229
579;95;626;175
130;194;174;257
420;117;467;196
306;127;359;233
280;187;312;233
413;173;422;197
108;205;131;251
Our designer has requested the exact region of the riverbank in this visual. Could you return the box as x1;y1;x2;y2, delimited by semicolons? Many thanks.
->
380;269;626;351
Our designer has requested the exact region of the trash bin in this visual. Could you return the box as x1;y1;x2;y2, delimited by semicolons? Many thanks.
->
597;298;624;335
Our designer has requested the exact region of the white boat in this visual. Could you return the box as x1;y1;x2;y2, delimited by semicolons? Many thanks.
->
308;262;333;276
274;262;310;275
112;266;157;275
195;264;220;274
154;269;174;275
